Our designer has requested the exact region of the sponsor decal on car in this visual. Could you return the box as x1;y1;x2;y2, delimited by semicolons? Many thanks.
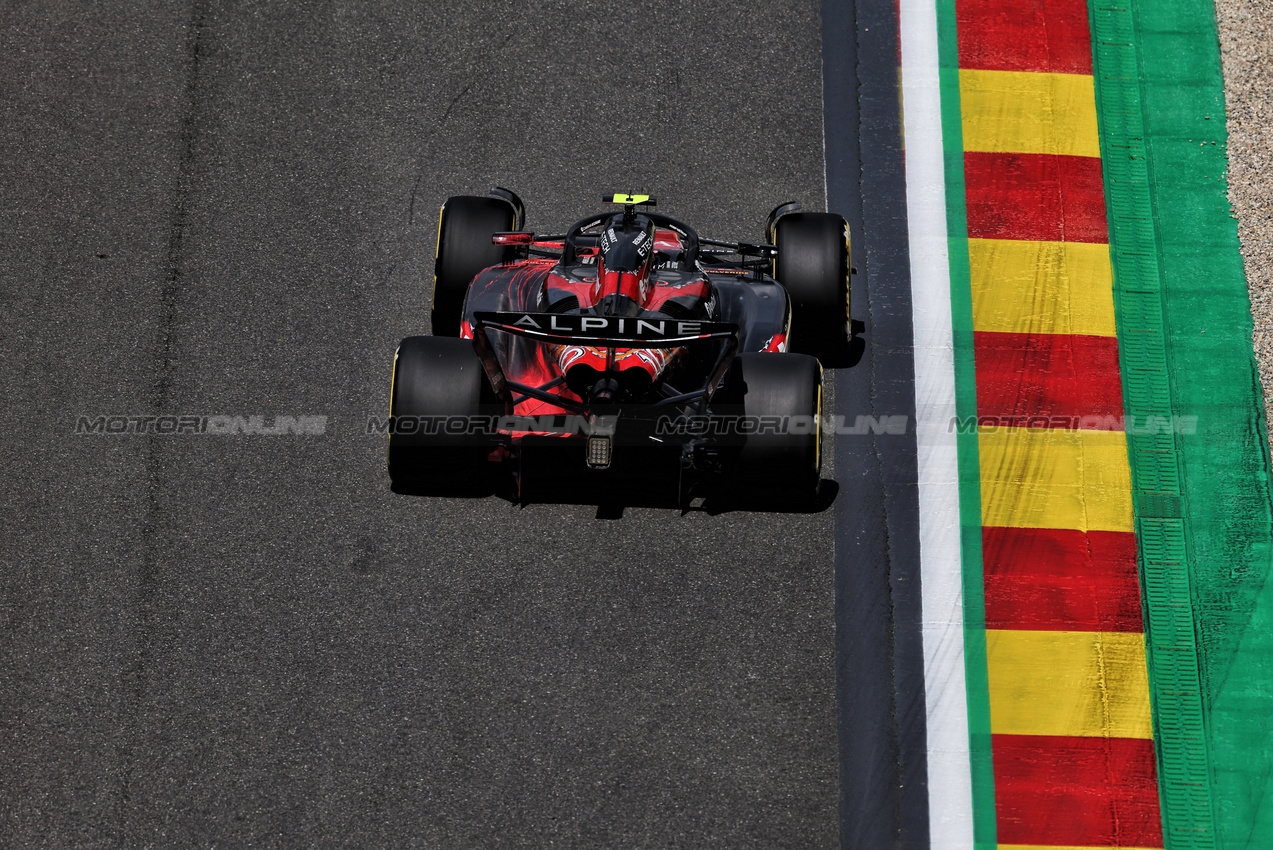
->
474;311;736;342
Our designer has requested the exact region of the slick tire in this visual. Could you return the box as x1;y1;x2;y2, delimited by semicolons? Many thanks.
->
388;336;499;490
724;352;823;503
773;212;851;365
431;196;517;337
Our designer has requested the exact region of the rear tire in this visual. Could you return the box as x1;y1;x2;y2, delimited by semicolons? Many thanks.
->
432;196;517;337
388;336;500;490
773;212;851;364
721;352;823;503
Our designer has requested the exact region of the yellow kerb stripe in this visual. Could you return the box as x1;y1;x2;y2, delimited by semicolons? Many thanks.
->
979;427;1134;532
987;629;1153;739
970;238;1116;337
960;69;1101;158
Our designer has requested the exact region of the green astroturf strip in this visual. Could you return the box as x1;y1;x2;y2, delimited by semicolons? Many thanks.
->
936;1;998;847
1090;0;1273;847
1090;4;1217;845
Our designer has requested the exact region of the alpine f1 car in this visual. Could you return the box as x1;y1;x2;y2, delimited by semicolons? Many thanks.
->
388;188;851;506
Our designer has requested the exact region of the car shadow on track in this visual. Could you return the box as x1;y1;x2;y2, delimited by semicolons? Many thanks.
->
389;479;498;499
390;475;840;519
516;478;839;519
819;321;867;369
691;478;839;516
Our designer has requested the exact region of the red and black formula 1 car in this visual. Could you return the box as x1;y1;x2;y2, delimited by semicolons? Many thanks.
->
388;188;851;506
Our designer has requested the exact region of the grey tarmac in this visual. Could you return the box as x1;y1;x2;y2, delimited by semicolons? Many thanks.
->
0;1;839;846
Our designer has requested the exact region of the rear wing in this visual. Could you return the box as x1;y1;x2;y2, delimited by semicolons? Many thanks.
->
470;311;739;414
473;311;736;347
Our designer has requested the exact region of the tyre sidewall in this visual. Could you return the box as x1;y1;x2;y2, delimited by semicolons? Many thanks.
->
389;336;498;482
432;196;517;337
720;352;822;496
774;212;850;363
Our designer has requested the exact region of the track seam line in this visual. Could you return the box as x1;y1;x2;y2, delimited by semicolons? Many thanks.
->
116;4;208;846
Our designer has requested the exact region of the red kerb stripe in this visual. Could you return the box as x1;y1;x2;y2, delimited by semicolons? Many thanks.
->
956;0;1094;74
983;527;1143;631
965;152;1109;243
993;734;1163;847
974;332;1124;426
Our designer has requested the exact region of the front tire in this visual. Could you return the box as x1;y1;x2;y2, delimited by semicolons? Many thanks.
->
773;212;851;364
388;336;500;490
431;196;517;337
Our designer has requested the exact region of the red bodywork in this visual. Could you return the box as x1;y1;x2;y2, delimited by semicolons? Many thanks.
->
461;231;717;419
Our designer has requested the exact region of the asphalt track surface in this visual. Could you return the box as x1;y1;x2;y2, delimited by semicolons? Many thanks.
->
1;2;847;846
824;3;927;846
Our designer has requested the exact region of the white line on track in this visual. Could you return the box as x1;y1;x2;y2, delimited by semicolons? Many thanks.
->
898;0;976;846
